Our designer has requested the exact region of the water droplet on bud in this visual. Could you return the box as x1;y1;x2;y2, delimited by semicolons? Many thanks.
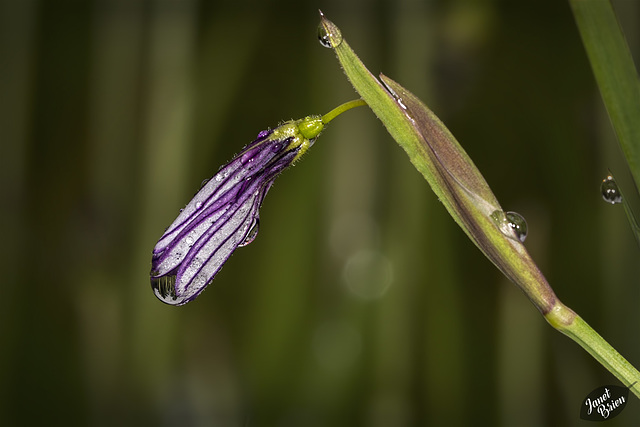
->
505;211;528;243
491;210;528;243
239;218;260;247
601;175;622;204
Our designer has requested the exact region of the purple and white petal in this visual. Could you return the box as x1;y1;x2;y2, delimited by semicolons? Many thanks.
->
150;128;305;306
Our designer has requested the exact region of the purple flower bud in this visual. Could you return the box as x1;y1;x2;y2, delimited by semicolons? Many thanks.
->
150;117;323;305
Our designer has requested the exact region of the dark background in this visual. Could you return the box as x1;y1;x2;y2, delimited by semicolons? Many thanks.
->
1;0;640;425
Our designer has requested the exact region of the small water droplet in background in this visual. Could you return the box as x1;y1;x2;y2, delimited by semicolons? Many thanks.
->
317;17;342;48
601;174;622;204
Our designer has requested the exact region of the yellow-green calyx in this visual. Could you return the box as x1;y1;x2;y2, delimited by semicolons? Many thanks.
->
267;116;324;163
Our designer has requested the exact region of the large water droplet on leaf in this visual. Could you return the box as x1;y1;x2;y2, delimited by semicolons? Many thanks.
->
505;211;528;242
318;21;342;48
601;174;622;204
151;275;188;306
491;210;528;243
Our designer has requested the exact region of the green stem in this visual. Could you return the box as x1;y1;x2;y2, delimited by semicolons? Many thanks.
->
545;301;640;398
321;99;367;124
319;12;640;398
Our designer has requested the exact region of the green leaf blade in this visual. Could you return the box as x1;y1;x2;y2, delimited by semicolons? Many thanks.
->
570;0;640;189
319;14;557;314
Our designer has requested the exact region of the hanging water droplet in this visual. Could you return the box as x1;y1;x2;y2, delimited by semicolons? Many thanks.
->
151;275;188;306
238;218;260;247
491;210;528;243
601;174;622;204
318;27;332;48
318;16;342;48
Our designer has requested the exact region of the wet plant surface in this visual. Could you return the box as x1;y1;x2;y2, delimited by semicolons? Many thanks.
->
2;1;640;426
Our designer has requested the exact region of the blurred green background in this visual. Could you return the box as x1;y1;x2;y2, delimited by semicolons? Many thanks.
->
2;0;640;425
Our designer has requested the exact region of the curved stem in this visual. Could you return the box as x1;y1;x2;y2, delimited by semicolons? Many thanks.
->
321;99;367;124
